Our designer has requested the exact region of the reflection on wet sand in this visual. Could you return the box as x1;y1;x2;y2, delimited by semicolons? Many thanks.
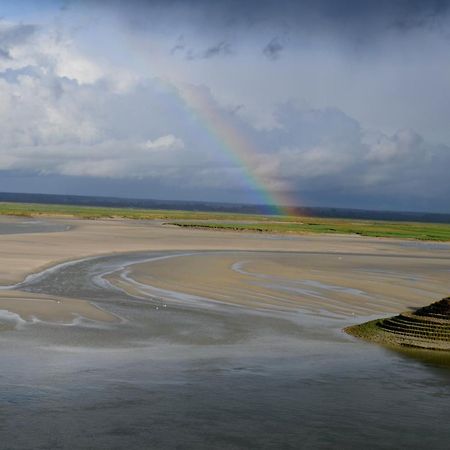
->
0;290;116;325
108;251;450;318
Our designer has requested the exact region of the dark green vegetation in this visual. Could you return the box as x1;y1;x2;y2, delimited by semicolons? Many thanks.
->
169;219;450;241
346;297;450;352
1;201;450;241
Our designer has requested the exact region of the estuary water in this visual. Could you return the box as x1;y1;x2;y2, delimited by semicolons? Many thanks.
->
0;247;450;448
0;217;70;235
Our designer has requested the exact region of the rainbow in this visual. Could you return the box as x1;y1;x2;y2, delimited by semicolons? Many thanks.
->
174;83;295;216
123;35;300;215
123;37;301;215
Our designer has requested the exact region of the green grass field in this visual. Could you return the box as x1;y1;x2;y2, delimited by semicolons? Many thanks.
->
0;202;269;221
168;219;450;241
1;201;449;241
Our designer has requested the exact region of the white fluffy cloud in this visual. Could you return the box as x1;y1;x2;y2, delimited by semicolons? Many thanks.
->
0;21;188;179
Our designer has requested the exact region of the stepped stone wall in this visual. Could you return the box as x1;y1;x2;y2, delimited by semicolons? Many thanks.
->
345;297;450;351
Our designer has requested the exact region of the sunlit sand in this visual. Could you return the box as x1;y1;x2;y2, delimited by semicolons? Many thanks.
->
109;251;449;317
1;217;448;323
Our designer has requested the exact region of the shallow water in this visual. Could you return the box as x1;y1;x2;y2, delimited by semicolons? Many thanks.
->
0;217;70;235
1;247;450;448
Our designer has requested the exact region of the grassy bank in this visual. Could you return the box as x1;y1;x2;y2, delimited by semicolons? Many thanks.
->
169;219;450;241
0;202;271;221
1;201;449;241
345;320;388;344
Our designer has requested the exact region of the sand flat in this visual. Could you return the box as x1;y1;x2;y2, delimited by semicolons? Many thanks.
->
116;251;450;317
1;217;449;287
0;289;116;323
1;217;449;322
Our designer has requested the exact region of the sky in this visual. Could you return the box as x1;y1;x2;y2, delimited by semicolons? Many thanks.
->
0;0;449;212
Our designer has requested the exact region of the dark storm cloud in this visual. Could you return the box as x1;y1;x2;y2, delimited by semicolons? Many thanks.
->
0;48;10;59
202;41;231;59
184;41;232;60
170;35;185;55
82;0;450;40
263;38;283;60
0;22;37;60
0;22;37;45
170;35;231;60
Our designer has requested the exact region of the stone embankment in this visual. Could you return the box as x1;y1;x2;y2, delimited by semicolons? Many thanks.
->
345;297;450;351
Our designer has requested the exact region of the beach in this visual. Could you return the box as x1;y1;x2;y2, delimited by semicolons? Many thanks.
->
118;251;449;316
1;216;449;321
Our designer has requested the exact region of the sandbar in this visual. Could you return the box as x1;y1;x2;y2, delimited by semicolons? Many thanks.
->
110;251;450;317
1;217;449;323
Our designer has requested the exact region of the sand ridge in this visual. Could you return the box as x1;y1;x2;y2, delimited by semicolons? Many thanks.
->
110;251;450;317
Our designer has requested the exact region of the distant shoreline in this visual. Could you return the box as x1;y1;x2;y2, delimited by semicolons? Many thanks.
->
1;191;449;223
1;200;449;242
167;221;450;242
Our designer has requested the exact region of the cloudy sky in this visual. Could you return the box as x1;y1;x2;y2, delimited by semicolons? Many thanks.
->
0;0;449;212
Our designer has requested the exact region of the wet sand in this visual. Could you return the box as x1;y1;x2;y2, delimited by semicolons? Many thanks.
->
0;290;116;324
1;216;449;322
116;251;450;317
0;216;70;235
1;216;449;288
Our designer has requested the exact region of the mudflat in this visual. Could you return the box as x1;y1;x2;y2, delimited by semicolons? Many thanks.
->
2;217;449;285
112;251;450;317
1;216;449;323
